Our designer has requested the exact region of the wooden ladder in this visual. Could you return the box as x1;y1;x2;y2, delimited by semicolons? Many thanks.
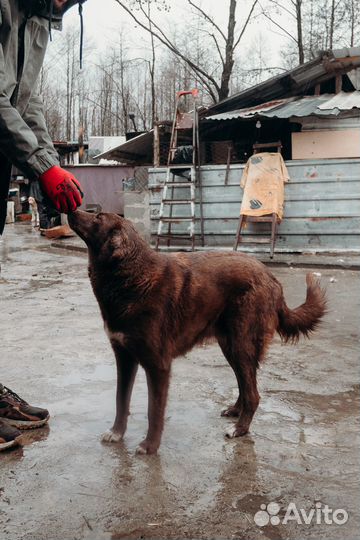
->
155;89;204;251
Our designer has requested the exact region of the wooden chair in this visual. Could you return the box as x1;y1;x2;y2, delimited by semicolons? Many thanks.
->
233;141;282;259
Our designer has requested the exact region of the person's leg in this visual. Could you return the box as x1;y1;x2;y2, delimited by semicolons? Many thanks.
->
0;384;50;429
1;173;49;449
0;153;12;236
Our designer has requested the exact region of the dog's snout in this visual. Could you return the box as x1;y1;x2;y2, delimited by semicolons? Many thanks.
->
68;210;96;238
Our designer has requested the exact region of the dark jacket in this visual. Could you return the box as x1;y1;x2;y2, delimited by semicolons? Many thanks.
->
0;0;85;234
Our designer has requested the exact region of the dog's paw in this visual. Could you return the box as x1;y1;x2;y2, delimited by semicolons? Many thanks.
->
221;405;241;417
225;425;249;438
135;440;158;455
101;430;123;443
135;444;148;455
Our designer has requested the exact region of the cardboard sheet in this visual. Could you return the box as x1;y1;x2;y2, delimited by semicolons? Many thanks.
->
240;152;289;220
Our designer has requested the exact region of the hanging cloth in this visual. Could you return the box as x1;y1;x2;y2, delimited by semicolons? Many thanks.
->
240;152;290;220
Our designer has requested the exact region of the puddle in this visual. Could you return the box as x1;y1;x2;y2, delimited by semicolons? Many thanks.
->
52;362;116;387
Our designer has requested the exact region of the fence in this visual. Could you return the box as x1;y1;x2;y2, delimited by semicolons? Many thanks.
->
148;158;360;252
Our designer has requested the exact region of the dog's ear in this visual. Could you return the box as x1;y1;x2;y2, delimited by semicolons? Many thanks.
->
101;228;132;263
110;228;129;250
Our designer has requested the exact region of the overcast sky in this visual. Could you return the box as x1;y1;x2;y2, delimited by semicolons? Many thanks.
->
59;0;288;62
64;0;256;38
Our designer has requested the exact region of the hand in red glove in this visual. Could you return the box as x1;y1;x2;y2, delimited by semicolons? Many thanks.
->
39;166;84;213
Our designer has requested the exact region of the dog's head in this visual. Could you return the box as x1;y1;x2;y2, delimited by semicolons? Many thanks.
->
68;210;141;264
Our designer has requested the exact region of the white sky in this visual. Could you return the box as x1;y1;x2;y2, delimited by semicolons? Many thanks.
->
60;0;288;62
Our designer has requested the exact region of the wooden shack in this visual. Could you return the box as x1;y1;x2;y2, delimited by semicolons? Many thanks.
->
149;47;360;253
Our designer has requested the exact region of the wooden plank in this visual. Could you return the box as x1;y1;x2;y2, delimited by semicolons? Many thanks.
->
292;130;360;159
150;183;360;204
283;199;360;218
149;159;360;187
335;74;342;93
153;123;160;168
150;217;360;236
150;231;360;250
151;200;360;219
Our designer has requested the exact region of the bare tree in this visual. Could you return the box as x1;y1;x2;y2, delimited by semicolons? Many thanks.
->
40;0;359;144
346;0;360;47
114;0;260;102
145;1;157;125
261;0;305;64
263;0;358;67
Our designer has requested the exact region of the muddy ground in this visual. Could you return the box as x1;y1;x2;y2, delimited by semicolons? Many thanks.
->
0;223;359;540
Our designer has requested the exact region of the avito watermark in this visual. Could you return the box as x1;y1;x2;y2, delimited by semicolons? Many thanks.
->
254;501;348;527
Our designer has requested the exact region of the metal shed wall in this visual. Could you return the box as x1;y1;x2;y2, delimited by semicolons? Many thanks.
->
148;158;360;252
65;165;134;215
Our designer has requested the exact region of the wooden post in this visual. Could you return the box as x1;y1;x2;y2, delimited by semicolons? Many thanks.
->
335;74;342;94
78;126;85;164
224;145;231;185
153;123;160;167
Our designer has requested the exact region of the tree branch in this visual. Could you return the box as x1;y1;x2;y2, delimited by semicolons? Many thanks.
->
85;96;122;121
187;0;227;42
114;0;221;94
233;0;259;50
268;0;296;20
261;10;298;43
241;65;288;73
211;33;225;66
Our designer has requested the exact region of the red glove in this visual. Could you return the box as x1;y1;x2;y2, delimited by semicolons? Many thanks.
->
39;166;83;213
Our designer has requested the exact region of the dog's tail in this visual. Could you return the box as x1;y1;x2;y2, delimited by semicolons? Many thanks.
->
277;273;327;343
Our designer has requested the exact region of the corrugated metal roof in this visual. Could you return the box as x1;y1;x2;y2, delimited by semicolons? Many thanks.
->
95;131;153;163
205;47;360;115
205;92;360;121
317;91;360;110
205;98;295;120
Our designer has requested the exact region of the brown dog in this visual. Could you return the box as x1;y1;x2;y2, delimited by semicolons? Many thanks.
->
68;210;326;455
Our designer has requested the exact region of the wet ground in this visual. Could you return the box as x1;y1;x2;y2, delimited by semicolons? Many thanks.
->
0;222;359;540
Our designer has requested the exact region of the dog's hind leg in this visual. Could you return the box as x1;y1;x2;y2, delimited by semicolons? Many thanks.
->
217;330;261;438
136;365;171;455
224;358;260;438
217;336;243;418
101;347;138;443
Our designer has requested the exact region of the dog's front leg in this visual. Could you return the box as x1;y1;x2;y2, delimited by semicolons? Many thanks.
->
102;348;138;443
136;365;171;455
